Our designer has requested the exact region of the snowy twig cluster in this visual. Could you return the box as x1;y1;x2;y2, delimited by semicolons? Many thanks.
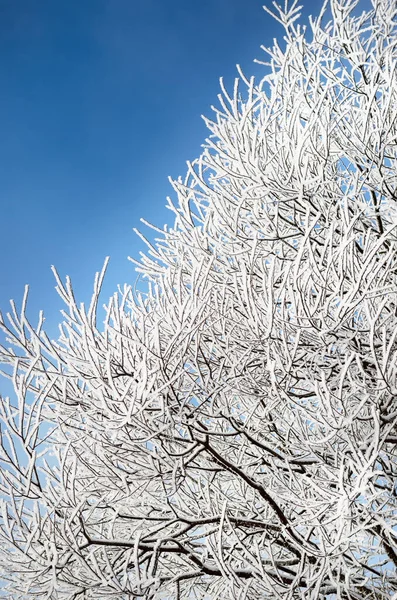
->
1;0;397;598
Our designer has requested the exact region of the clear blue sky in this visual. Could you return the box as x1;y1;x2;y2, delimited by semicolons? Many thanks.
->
0;0;325;339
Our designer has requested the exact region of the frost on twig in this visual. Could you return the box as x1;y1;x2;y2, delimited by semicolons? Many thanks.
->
1;0;397;598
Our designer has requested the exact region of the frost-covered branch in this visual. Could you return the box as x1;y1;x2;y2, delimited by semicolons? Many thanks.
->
1;0;397;598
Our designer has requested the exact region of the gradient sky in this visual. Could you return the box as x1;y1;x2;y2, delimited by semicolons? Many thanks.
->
1;0;332;341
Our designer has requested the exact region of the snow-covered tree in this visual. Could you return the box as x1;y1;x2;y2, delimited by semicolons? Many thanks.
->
1;0;397;597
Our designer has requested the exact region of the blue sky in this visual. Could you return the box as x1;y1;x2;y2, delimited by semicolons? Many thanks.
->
0;0;325;339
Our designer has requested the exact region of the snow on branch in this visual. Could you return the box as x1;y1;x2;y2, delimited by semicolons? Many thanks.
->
1;0;397;598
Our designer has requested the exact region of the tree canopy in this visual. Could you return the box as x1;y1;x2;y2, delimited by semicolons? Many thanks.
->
1;0;397;598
